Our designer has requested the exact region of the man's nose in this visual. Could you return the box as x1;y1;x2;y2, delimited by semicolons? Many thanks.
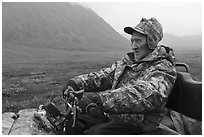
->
131;42;137;49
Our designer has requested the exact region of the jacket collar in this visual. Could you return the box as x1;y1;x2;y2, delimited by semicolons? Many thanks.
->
126;45;175;65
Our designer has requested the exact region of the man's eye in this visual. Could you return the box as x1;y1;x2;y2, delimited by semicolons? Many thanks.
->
131;39;141;43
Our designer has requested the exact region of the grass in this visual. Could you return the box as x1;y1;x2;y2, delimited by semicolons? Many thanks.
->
2;49;202;113
2;59;117;113
175;49;202;81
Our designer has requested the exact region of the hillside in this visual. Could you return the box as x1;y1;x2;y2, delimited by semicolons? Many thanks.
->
2;3;202;64
2;2;130;63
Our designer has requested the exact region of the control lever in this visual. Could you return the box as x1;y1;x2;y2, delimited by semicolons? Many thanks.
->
71;98;77;127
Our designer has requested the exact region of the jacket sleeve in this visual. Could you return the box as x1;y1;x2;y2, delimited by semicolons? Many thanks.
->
66;61;119;92
99;59;177;115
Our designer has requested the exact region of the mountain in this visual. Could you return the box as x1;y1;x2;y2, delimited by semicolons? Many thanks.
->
2;2;130;63
3;3;201;64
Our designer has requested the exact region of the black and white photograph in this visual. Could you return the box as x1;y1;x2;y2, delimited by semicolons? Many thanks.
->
2;1;202;135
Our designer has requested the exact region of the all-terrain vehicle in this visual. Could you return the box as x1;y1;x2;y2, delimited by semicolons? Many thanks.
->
2;63;202;135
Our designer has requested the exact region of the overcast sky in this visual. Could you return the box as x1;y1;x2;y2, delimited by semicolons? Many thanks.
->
77;2;202;36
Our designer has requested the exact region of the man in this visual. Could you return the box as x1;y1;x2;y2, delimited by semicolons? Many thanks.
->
63;17;177;134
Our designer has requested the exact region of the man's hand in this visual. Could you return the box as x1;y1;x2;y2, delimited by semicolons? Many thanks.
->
78;95;106;119
78;92;103;112
63;86;84;100
84;92;103;108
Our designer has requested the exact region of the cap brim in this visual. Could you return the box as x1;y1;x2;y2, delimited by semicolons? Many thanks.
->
124;27;146;35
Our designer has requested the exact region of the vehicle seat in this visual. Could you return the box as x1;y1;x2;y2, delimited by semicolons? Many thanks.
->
166;70;202;121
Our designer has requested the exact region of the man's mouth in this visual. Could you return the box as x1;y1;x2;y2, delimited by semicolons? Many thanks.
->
133;49;139;53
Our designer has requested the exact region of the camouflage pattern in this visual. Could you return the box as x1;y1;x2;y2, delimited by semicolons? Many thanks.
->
67;45;177;131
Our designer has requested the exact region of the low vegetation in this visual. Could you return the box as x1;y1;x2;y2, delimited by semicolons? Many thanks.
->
2;49;202;113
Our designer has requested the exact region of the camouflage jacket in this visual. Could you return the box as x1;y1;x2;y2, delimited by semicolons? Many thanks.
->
68;45;177;131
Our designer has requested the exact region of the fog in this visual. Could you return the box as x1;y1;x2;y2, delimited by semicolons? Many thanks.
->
78;2;202;36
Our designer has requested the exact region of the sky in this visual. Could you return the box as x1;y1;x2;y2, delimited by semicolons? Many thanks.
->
77;2;202;36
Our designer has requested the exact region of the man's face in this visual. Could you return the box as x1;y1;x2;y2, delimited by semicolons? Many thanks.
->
130;31;152;60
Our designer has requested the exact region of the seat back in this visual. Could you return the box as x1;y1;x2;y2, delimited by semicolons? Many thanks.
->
166;71;202;121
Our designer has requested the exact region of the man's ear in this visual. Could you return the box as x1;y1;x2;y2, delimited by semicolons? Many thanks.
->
147;35;158;49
